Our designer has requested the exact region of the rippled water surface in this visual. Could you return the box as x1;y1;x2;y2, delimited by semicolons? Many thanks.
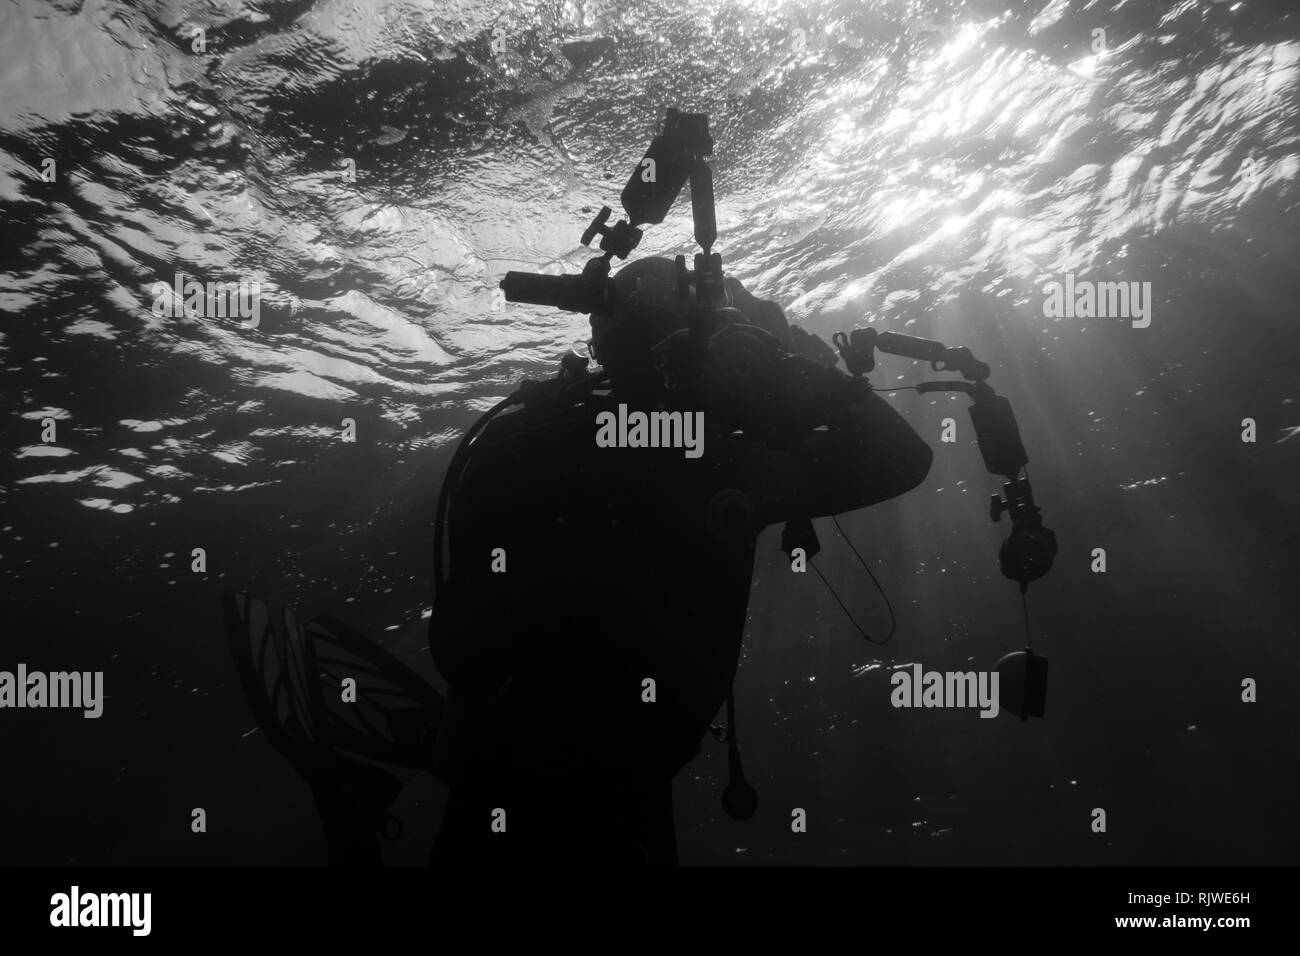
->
2;0;1299;864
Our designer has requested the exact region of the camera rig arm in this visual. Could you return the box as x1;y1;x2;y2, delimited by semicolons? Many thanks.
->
831;327;1058;593
498;108;726;332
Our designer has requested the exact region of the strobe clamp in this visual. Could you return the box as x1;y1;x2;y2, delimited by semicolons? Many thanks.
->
990;475;1057;592
581;206;643;261
990;474;1038;524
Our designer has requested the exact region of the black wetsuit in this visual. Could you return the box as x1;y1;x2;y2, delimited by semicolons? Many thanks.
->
428;365;933;865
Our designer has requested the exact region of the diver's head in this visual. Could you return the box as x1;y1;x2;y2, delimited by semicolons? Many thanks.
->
589;257;692;396
589;256;791;396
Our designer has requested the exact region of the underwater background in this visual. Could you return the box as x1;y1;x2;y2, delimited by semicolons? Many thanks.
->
2;0;1298;865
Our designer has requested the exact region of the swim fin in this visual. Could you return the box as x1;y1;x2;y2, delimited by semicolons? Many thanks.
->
222;592;447;858
298;610;444;773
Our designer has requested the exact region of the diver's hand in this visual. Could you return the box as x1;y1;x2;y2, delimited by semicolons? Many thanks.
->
699;323;862;438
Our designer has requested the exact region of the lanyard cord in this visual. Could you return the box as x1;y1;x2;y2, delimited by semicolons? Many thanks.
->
807;515;898;645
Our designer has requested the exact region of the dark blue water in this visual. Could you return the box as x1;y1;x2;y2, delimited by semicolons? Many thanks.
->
2;0;1298;865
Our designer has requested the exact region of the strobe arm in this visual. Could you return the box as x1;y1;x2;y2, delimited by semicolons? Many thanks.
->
620;108;714;229
832;328;991;382
833;324;1056;589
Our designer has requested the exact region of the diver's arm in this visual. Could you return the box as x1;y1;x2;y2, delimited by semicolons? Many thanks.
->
743;383;933;528
694;325;933;526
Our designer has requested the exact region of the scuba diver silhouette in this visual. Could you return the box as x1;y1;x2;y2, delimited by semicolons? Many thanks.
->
223;108;1054;867
425;253;933;865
